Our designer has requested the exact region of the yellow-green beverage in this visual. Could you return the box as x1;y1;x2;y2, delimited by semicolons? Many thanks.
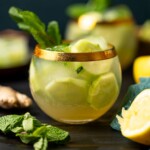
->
29;39;122;124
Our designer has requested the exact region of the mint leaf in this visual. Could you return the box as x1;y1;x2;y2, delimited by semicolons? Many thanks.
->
0;114;23;133
34;137;48;150
33;126;47;137
17;133;40;144
9;6;62;49
33;125;70;144
17;125;70;148
11;127;23;133
110;78;150;131
0;112;70;150
46;125;70;144
47;44;70;52
47;21;61;45
23;117;34;132
23;112;41;132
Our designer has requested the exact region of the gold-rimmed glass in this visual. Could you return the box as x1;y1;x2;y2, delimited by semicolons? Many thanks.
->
29;44;122;124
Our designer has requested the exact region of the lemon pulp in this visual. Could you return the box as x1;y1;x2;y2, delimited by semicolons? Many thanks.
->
117;89;150;145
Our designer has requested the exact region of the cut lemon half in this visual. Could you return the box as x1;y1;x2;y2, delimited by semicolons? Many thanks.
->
88;72;119;110
117;89;150;145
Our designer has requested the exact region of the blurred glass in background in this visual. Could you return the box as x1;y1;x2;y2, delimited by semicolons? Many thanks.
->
0;0;150;72
0;0;150;36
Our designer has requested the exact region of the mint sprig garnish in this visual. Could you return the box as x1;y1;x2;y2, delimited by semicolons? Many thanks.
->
47;21;61;45
9;6;62;49
0;112;70;150
66;0;111;19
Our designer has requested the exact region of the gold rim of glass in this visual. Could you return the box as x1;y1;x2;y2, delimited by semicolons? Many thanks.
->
34;44;117;62
97;18;134;25
75;18;134;25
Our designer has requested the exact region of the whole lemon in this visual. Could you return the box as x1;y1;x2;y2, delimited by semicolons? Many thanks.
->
133;56;150;83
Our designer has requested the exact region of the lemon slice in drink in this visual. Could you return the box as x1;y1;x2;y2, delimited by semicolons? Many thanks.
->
88;72;119;110
45;77;89;105
117;89;150;145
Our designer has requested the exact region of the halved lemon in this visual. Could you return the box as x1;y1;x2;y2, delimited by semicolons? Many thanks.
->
117;89;150;145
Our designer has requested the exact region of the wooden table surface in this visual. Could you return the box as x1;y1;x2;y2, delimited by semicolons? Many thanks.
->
0;66;149;150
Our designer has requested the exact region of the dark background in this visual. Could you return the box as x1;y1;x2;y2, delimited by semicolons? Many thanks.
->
0;0;150;38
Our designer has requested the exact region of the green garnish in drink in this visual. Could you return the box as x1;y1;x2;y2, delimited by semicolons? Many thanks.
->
9;6;62;49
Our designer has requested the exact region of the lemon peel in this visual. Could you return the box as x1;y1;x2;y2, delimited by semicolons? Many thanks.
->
117;89;150;145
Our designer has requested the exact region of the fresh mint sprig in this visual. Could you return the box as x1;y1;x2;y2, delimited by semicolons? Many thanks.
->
9;6;62;49
0;112;70;150
66;0;111;19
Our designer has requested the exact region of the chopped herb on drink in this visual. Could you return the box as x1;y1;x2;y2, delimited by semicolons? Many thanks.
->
76;66;83;74
0;112;70;150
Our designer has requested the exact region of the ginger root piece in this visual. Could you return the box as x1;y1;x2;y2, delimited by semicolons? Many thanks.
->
0;85;32;109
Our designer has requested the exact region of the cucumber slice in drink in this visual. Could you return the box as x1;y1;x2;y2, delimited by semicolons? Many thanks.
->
82;59;113;75
45;77;89;105
71;39;101;53
88;72;119;110
71;38;112;75
71;37;108;53
84;36;108;50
